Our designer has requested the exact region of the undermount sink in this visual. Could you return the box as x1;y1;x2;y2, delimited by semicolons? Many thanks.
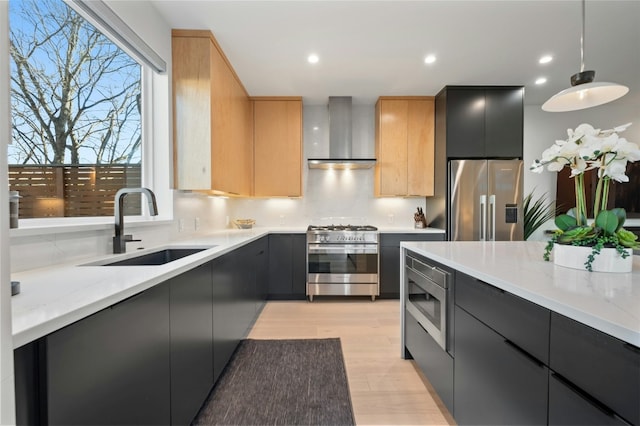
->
85;247;215;266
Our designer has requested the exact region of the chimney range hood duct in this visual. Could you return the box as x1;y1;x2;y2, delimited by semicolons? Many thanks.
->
308;96;376;170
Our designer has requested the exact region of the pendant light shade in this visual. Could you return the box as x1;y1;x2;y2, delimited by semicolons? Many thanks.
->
541;0;628;112
542;81;629;112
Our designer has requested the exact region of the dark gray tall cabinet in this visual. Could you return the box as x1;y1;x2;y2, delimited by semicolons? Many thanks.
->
426;85;524;233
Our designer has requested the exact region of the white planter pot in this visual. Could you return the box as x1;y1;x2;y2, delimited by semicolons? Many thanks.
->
553;243;633;273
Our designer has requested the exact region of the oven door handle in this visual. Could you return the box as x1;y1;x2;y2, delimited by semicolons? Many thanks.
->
308;244;378;254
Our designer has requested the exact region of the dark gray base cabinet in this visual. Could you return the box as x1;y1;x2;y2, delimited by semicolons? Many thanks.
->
441;265;638;426
454;306;548;425
267;234;306;299
379;233;444;298
14;236;271;426
169;262;213;426
549;313;639;426
45;283;171;425
549;373;631;426
405;310;453;413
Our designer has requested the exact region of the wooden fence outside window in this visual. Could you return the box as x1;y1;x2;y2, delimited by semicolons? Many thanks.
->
8;164;142;218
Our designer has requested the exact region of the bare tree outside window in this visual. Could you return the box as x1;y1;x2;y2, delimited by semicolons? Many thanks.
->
8;0;143;218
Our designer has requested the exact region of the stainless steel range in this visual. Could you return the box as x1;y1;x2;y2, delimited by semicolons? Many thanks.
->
306;224;379;301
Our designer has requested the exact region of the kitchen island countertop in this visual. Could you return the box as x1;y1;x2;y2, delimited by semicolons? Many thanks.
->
401;241;640;346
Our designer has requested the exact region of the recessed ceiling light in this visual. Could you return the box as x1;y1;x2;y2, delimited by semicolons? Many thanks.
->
424;54;436;64
539;55;553;64
307;54;319;64
535;77;547;85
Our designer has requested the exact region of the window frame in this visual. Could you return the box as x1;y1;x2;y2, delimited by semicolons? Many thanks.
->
8;0;173;232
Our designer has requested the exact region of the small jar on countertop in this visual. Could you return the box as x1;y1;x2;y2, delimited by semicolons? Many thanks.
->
9;191;21;229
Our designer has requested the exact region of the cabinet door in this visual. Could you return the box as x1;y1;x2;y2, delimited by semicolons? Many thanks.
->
455;272;550;363
454;306;548;425
485;88;523;158
380;246;401;297
45;284;171;425
405;311;454;413
253;237;269;312
212;253;243;382
549;373;631;426
172;35;212;190
267;234;306;299
550;313;640;425
291;234;308;297
445;89;485;158
169;263;213;426
268;234;294;296
376;99;409;195
253;99;302;197
407;99;435;196
172;30;252;195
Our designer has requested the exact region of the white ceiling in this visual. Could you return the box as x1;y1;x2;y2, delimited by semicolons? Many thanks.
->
150;0;640;107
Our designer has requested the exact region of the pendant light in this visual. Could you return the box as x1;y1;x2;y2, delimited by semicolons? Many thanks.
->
542;0;628;112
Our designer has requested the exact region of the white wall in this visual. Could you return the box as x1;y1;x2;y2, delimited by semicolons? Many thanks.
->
229;104;427;228
523;101;640;240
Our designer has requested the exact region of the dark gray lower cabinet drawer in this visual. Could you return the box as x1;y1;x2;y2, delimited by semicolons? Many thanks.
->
454;306;548;425
550;313;640;425
405;310;453;413
549;373;631;426
455;272;550;364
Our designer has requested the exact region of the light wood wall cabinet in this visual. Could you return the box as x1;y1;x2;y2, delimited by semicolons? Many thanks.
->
252;97;302;197
172;30;252;195
375;97;435;197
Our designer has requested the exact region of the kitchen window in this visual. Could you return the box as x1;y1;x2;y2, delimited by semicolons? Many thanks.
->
8;0;163;221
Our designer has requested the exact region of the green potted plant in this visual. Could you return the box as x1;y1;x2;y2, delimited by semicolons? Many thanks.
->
530;123;640;272
523;190;559;241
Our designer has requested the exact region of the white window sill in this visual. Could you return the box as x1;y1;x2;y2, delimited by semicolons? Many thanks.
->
9;216;174;238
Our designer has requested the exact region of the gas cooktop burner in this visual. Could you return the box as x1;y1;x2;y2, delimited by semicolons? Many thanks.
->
308;224;378;232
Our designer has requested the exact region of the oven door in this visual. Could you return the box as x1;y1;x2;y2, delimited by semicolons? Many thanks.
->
307;243;378;284
405;267;448;350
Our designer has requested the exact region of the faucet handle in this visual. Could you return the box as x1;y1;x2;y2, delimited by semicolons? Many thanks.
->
124;234;142;243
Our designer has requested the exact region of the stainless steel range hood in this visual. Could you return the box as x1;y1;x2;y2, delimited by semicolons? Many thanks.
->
308;96;376;170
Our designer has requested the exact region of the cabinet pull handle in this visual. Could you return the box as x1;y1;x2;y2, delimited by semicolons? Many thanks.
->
550;372;619;420
623;343;640;354
503;339;544;368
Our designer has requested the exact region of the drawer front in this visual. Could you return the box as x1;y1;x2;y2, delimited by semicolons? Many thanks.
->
455;272;550;364
454;306;548;426
549;373;630;426
550;313;640;425
405;310;453;413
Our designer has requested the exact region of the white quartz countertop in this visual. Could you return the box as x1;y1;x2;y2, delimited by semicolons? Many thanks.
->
11;228;276;348
401;241;640;347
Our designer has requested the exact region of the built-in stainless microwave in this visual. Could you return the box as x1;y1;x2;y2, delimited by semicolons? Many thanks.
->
404;253;452;352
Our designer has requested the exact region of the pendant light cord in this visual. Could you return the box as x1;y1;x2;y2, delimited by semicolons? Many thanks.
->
580;0;585;72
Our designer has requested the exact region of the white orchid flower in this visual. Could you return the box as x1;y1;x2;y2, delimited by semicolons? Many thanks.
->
547;160;567;172
568;123;599;144
600;122;633;136
616;140;640;162
603;159;629;183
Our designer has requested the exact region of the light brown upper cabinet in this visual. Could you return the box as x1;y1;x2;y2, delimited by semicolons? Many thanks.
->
375;97;435;197
172;30;252;195
252;97;302;197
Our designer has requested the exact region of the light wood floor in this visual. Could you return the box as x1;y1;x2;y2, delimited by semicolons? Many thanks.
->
247;299;456;426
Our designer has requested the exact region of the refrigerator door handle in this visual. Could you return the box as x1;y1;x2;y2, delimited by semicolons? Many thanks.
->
489;194;496;241
480;194;487;241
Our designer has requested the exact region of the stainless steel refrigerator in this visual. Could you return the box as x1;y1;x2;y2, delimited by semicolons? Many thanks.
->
449;159;524;241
